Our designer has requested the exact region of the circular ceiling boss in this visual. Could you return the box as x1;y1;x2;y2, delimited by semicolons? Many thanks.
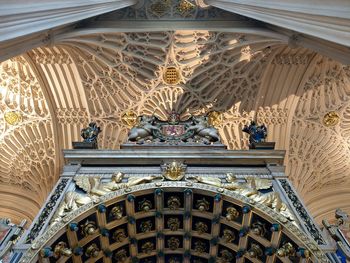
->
4;111;22;125
163;67;181;85
121;111;138;127
323;111;340;127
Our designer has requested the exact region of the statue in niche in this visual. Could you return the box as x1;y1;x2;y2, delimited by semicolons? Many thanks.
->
186;115;221;144
127;115;161;143
242;121;267;148
74;172;163;196
186;173;295;221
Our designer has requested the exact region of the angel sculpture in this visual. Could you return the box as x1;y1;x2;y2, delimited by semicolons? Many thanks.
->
74;172;163;196
50;191;93;226
186;173;294;221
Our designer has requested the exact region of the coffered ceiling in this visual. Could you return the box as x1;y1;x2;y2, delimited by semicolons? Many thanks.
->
0;2;349;227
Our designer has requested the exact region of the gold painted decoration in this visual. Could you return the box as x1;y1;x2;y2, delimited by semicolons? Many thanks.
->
85;243;100;258
141;242;154;254
162;161;186;181
114;249;128;262
167;196;181;210
251;221;267;236
277;242;296;257
112;229;127;243
110;205;124;220
167;217;180;231
225;207;239;221
207;111;222;127
150;0;171;17
248;243;263;258
4;111;22;125
222;229;235;243
194;222;208;234
53;242;72;258
194;241;206;253
323;111;340;127
121;111;138;127
81;220;97;236
167;237;180;250
195;198;210;211
177;0;195;14
140;220;153;232
163;67;180;85
139;198;153;212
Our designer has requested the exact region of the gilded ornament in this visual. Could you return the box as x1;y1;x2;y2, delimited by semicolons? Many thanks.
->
195;222;208;234
169;257;181;263
112;229;127;243
219;249;234;263
138;198;153;212
85;243;100;258
162;161;186;181
141;241;154;254
186;173;295;221
140;220;153;232
277;242;295;257
251;221;267;236
53;242;72;258
222;229;235;243
248;243;263;258
208;111;223;127
195;198;210;211
167;217;180;231
168;237;180;250
74;173;161;197
150;0;171;17
81;220;97;236
163;67;180;85
167;196;181;210
121;111;138;127
110;205;124;220
4;111;22;125
323;111;340;127
114;249;128;262
176;0;195;14
225;207;239;221
194;241;206;253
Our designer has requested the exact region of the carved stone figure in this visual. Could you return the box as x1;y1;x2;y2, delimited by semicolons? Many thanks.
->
186;173;295;221
242;121;267;147
186;116;220;144
127;115;160;143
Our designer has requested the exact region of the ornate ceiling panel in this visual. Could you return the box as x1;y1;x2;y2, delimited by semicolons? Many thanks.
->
0;57;57;223
0;27;349;226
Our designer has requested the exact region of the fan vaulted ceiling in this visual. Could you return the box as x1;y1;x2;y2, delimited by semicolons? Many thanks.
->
0;1;350;227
